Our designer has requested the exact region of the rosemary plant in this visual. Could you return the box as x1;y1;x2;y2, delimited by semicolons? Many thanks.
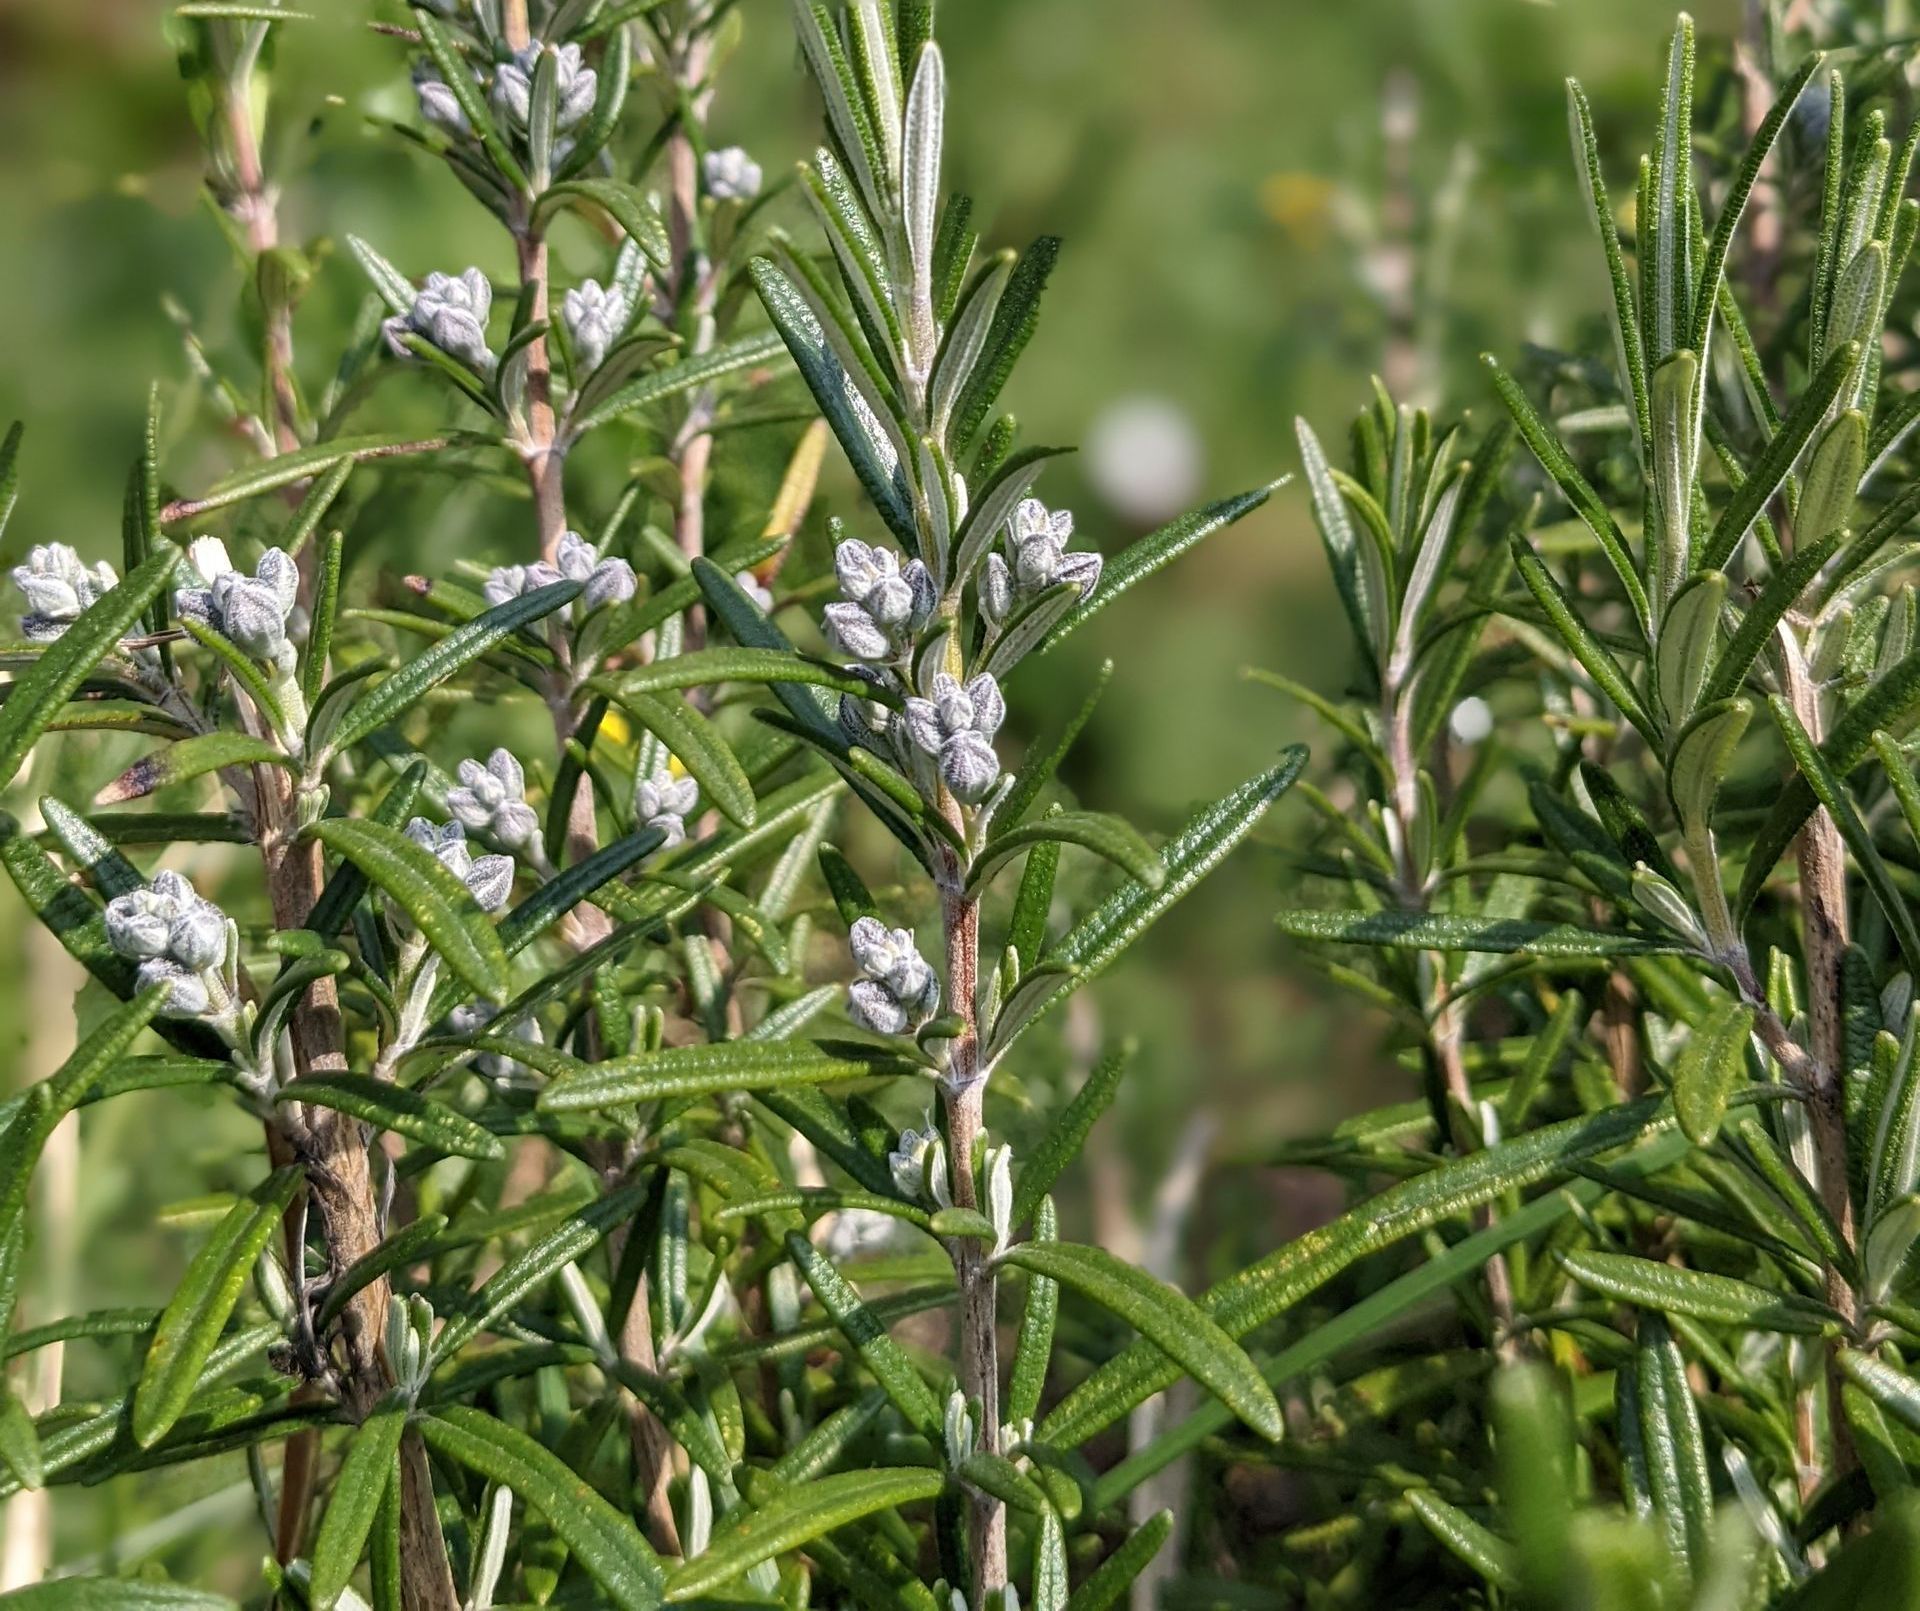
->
0;1;1299;1606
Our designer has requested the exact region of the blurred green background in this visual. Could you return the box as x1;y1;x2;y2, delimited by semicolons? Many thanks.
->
0;0;1738;1578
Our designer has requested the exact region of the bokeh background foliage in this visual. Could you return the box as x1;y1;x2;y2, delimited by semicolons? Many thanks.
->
0;0;1857;1590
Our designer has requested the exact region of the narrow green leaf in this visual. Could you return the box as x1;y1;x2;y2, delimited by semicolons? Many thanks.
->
1701;529;1844;705
94;732;288;806
1044;1098;1672;1451
1509;536;1658;744
1668;696;1751;835
1486;357;1650;630
0;1583;238;1608
305;818;510;1003
1062;1511;1173;1611
1045;482;1285;653
1277;909;1678;956
1406;1490;1521;1593
316;1215;449;1331
132;1166;302;1448
1769;695;1920;975
574;329;786;435
1033;749;1307;1018
1637;1311;1713;1581
1008;1196;1059;1425
1672;1002;1755;1145
0;546;178;791
664;1466;945;1600
1561;1249;1835;1334
1799;409;1867;548
1656;570;1724;725
413;11;527;191
310;1402;407;1610
1002;1241;1282;1441
951;235;1060;455
606;648;884;701
966;811;1161;896
418;1406;662;1609
537;1039;915;1111
325;580;581;758
1013;1045;1130;1228
536;179;670;269
783;1232;942;1432
165;434;445;523
277;1075;503;1162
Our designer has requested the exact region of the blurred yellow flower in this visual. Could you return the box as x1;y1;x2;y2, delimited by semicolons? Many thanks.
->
1260;171;1336;246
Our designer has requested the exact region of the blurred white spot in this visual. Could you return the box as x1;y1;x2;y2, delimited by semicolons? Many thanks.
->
1449;696;1493;745
1085;395;1204;525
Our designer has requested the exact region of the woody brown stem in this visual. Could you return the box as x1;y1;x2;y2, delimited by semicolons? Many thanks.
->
936;849;1006;1596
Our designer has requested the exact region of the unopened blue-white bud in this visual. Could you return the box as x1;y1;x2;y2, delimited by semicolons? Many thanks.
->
492;42;596;136
635;763;699;848
902;673;1005;805
10;543;118;642
702;146;763;202
404;817;515;913
888;1118;952;1208
734;569;774;612
998;496;1101;609
448;749;544;856
552;530;636;613
383;268;494;370
824;539;934;662
137;958;213;1019
168;903;228;972
412;63;471;136
561;278;626;375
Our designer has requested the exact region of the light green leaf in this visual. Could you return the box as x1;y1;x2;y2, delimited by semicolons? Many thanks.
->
1406;1490;1521;1593
94;732;289;806
1277;909;1678;956
165;434;445;524
1769;695;1920;975
0;546;178;791
417;1406;662;1610
1656;570;1724;726
664;1467;945;1600
968;811;1161;896
1799;409;1867;548
1510;536;1658;743
1650;349;1699;611
413;11;527;191
1559;1249;1836;1334
310;1402;407;1610
132;1166;302;1448
305;818;510;1004
1002;1241;1282;1441
536;179;670;269
1044;1097;1672;1451
1638;1311;1713;1582
782;1232;942;1433
1061;1511;1173;1611
605;648;885;702
571;331;786;435
0;1583;237;1608
536;1039;916;1111
1672;1002;1755;1145
1008;1196;1059;1426
1013;1045;1130;1228
1702;530;1843;706
1030;749;1306;1021
431;1187;642;1365
323;580;580;759
1668;697;1752;836
1045;482;1285;653
316;1215;449;1331
277;1075;502;1162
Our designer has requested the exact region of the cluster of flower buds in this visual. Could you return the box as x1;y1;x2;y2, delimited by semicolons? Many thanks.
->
10;543;121;643
902;671;1006;804
980;497;1100;628
888;1116;952;1208
383;268;494;372
447;748;548;867
822;537;935;663
403;818;515;917
848;916;942;1036
560;278;633;375
484;530;635;620
105;871;237;1026
384;1292;436;1403
176;539;302;674
634;761;699;849
412;61;473;138
492;41;597;145
702;146;762;202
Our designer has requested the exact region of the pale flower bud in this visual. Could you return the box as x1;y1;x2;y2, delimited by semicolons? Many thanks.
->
634;763;699;848
561;279;625;374
11;543;118;642
412;63;471;136
887;1119;952;1208
404;818;515;913
383;268;494;370
702;145;763;202
552;530;636;612
492;42;596;135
